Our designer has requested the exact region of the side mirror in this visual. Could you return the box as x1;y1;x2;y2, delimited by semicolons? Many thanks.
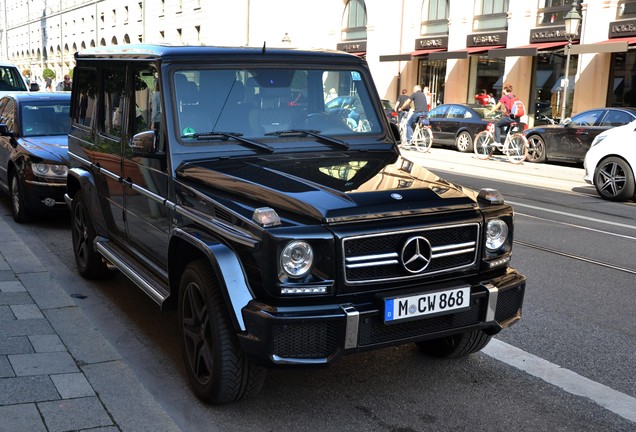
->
130;130;163;158
561;118;572;126
30;82;40;92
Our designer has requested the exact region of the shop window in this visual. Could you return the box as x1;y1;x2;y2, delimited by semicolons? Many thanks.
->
537;0;580;27
468;55;504;104
607;51;636;107
533;51;578;123
617;0;636;19
473;0;509;31
341;0;367;41
420;0;449;35
418;58;446;107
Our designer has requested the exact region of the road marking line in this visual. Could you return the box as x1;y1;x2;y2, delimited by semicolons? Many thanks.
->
483;339;636;423
508;201;636;231
517;213;636;241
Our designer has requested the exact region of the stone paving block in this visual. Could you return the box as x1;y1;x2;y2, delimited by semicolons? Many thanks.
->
0;241;45;274
10;304;44;320
0;355;14;378
0;375;59;405
0;403;46;432
51;372;95;399
19;272;76;310
82;361;182;432
0;291;32;306
0;305;14;320
44;307;120;365
0;270;17;282
0;336;33;355
9;352;78;376
29;334;66;353
0;219;20;243
0;258;10;272
0;280;25;292
0;317;53;337
38;397;113;431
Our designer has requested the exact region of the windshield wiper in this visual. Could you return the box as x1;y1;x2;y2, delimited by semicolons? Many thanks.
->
265;129;350;150
182;131;274;153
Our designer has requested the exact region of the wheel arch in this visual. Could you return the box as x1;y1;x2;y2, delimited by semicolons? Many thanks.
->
168;229;253;332
526;132;548;161
66;168;109;237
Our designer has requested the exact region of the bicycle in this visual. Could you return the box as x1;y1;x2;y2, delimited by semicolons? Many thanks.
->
398;111;433;153
473;120;528;164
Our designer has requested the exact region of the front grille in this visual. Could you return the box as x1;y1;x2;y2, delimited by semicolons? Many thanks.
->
495;285;525;323
343;223;479;284
358;296;486;346
272;320;339;359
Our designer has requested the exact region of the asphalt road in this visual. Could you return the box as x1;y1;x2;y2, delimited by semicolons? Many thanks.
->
2;148;635;431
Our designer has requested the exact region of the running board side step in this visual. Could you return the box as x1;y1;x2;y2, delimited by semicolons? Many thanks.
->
94;240;170;306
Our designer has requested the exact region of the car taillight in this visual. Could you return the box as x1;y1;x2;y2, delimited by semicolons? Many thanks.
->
391;112;398;118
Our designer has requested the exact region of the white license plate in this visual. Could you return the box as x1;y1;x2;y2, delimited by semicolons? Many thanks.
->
384;286;471;323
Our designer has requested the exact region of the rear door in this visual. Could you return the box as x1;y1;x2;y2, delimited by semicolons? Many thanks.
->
427;105;450;143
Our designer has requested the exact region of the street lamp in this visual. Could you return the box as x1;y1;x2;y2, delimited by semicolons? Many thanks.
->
559;1;581;121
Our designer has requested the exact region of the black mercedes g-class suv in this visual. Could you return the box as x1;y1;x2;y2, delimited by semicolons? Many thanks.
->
66;44;525;404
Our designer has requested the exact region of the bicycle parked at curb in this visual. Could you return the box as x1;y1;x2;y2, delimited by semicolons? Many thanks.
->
473;120;529;164
398;111;433;152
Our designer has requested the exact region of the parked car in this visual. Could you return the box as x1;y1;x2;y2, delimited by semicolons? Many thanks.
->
584;120;636;201
426;103;494;152
0;62;35;95
381;99;398;124
67;44;525;404
0;93;70;222
524;107;636;164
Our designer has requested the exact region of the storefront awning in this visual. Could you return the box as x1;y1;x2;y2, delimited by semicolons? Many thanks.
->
429;45;504;60
570;38;634;55
488;41;569;58
379;48;444;62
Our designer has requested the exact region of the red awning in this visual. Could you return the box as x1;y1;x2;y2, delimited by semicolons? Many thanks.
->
465;44;505;54
411;48;445;56
599;37;636;45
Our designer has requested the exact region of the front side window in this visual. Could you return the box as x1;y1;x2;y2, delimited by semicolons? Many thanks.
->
570;110;603;126
421;0;449;35
537;0;580;26
341;0;367;41
473;0;509;31
173;67;382;144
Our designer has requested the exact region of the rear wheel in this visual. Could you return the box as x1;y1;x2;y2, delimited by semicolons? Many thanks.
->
526;134;546;163
71;190;109;279
474;131;495;160
10;175;30;223
505;134;529;164
593;156;635;201
411;125;433;152
179;259;266;404
455;131;473;153
416;329;492;358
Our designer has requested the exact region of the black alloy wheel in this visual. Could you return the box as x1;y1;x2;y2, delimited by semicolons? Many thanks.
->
179;259;266;404
71;190;108;278
593;156;635;201
416;329;492;358
526;134;546;163
10;175;30;223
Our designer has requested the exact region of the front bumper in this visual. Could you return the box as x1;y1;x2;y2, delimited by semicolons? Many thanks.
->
239;268;526;367
23;180;67;210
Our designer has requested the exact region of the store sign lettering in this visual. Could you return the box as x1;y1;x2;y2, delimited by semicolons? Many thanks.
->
473;34;499;45
467;31;507;47
608;19;636;37
415;37;448;50
336;41;367;52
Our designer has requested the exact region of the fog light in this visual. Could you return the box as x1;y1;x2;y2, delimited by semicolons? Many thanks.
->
281;286;327;295
43;198;56;207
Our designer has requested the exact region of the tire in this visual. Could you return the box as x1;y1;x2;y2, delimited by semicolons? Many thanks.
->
593;156;636;201
526;134;546;163
505;134;529;165
415;329;492;359
71;190;109;279
10;175;30;223
474;131;495;160
179;259;266;404
455;130;473;153
411;126;432;152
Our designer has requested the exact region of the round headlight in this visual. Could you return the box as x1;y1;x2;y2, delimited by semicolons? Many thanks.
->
485;219;509;251
280;241;313;278
32;163;49;176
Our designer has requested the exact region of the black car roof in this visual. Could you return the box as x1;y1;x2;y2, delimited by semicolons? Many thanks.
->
74;44;366;66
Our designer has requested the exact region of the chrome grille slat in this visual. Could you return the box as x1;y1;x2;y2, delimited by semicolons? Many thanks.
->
342;223;480;284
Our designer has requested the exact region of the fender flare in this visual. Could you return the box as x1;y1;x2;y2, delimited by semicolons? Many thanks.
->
66;167;110;237
171;228;254;332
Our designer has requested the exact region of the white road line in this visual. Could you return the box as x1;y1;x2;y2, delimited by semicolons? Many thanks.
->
483;339;636;423
508;201;636;231
517;213;636;241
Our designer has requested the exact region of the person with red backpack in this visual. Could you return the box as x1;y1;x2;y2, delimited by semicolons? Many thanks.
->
487;83;524;144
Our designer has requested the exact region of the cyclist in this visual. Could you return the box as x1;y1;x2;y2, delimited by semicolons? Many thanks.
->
487;83;519;144
401;85;429;143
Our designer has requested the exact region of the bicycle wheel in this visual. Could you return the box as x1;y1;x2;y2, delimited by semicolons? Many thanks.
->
505;134;529;164
398;121;408;146
411;126;431;153
474;131;495;160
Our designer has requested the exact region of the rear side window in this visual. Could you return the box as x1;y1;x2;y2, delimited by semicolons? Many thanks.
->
599;110;634;127
72;68;97;128
0;66;28;92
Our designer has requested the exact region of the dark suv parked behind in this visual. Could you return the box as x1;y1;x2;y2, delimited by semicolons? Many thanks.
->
66;44;526;404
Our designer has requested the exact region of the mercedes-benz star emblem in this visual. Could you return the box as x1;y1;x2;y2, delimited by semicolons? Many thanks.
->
401;236;432;273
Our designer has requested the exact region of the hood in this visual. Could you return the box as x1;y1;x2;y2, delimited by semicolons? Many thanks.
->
176;152;478;223
19;135;69;164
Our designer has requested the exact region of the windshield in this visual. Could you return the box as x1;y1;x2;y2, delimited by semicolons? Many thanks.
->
172;68;382;142
21;101;71;137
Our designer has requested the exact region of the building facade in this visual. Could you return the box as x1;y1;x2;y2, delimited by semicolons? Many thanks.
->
2;0;635;126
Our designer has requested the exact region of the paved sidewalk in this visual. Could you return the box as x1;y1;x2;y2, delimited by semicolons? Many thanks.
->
0;216;181;432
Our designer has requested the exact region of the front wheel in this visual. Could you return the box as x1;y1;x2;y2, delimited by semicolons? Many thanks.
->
10;175;30;223
474;131;495;160
526;134;546;163
179;259;266;404
415;329;492;358
505;134;529;164
593;156;636;201
411;125;433;152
